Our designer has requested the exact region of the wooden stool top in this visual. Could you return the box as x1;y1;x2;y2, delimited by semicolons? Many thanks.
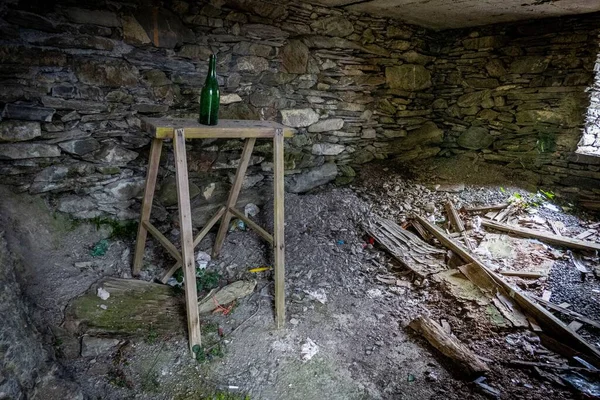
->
142;118;295;139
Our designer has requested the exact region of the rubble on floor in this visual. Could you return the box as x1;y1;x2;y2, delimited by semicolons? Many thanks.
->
356;160;600;399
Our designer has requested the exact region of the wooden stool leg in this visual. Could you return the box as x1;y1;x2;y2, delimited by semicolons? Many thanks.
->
212;137;257;258
173;128;201;353
133;138;163;276
273;128;286;328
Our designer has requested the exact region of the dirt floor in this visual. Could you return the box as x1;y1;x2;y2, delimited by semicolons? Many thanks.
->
2;154;600;400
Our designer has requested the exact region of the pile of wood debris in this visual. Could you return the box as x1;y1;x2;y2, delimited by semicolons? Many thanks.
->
366;202;600;398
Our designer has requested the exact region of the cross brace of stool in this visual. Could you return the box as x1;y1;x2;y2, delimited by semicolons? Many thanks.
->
132;118;292;354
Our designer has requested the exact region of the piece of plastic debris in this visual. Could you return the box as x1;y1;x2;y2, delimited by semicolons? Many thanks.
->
407;373;416;382
366;288;383;298
248;266;272;273
195;251;211;270
337;240;345;245
97;287;110;300
473;216;482;232
573;356;599;371
90;239;109;257
99;304;108;310
229;219;246;232
303;289;327;304
543;203;560;212
560;372;600;398
301;338;319;361
166;277;181;287
244;203;260;217
473;376;501;398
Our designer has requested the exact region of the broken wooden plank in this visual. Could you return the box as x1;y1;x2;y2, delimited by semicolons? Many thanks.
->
542;290;552;301
480;219;600;252
414;214;600;367
569;250;590;275
463;204;509;213
558;302;572;309
527;316;542;332
530;295;600;331
508;359;600;374
409;219;431;241
548;220;562;236
445;201;474;250
499;270;546;278
568;321;584;332
63;278;186;337
575;229;596;241
493;207;513;223
409;316;489;374
366;216;446;277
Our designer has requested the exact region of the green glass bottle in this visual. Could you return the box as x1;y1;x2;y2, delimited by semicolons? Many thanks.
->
199;54;220;125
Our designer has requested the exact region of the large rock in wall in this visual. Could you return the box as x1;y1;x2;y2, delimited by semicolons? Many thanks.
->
0;0;439;220
431;13;600;206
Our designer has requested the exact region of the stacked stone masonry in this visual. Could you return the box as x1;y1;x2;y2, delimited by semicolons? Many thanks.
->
0;0;600;218
431;14;600;207
0;0;440;222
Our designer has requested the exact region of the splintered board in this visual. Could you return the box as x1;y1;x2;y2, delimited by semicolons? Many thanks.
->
366;216;446;277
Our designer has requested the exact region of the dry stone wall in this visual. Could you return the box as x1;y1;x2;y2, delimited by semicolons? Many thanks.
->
431;14;600;208
0;0;440;223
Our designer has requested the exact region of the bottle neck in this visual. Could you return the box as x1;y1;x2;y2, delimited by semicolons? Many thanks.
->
207;55;217;80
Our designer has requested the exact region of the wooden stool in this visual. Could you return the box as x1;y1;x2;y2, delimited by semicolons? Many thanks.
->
132;118;294;353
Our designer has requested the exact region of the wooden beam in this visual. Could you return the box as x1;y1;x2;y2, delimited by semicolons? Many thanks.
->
173;128;201;353
193;206;227;248
445;201;474;250
409;219;431;241
229;207;274;245
499;270;546;278
481;218;600;252
530;295;600;330
414;214;600;367
133;138;163;275
462;203;508;213
212;138;256;258
142;221;182;263
409;316;489;374
507;359;599;374
273;128;286;328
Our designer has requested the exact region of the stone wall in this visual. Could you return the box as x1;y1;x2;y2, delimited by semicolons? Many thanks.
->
0;231;83;399
0;0;441;223
431;14;600;208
